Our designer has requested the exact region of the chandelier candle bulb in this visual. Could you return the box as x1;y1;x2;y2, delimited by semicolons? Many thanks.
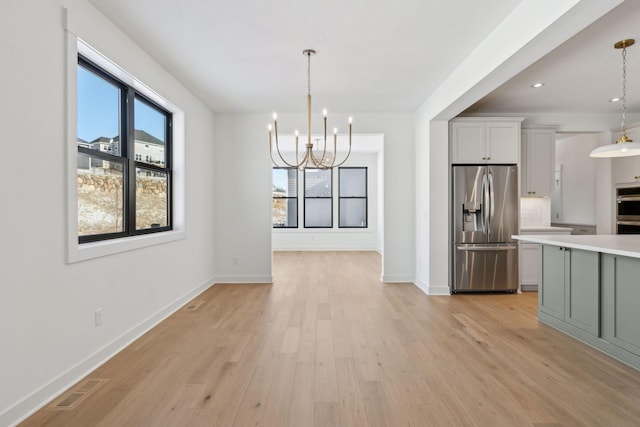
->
323;113;327;142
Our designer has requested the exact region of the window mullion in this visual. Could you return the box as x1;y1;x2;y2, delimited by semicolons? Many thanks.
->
125;88;136;234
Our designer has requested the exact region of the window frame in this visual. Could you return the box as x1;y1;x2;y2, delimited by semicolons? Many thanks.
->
67;38;185;264
272;167;299;228
338;167;368;228
77;56;173;244
303;168;333;228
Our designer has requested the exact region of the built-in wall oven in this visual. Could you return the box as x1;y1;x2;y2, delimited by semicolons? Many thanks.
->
617;186;640;234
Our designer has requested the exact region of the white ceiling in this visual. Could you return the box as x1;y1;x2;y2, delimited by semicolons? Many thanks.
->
465;0;640;116
86;1;640;121
86;0;523;114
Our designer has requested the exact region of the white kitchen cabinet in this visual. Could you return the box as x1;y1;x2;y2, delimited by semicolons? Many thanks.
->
612;125;640;184
450;118;522;164
521;127;554;197
519;227;572;291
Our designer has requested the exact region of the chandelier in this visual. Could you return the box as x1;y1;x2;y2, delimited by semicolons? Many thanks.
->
591;39;640;158
268;49;352;170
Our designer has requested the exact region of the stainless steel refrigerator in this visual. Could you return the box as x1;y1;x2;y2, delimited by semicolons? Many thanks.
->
452;165;518;292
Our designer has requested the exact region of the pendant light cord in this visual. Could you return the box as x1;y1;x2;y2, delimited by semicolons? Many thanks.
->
622;45;628;135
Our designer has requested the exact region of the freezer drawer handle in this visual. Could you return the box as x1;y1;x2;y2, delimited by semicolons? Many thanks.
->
456;245;517;251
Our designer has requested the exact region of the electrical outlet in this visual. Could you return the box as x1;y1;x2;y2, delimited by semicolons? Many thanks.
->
94;308;103;326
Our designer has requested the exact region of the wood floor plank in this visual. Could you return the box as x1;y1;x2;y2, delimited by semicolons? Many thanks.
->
286;361;315;427
20;251;640;427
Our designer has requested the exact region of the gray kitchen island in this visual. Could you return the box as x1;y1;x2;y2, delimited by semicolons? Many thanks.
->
513;234;640;371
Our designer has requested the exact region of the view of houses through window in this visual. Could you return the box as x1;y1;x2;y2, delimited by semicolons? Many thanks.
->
272;167;368;229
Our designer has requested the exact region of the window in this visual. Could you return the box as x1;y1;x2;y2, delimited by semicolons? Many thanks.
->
304;169;332;228
77;56;172;243
272;167;298;228
339;167;367;228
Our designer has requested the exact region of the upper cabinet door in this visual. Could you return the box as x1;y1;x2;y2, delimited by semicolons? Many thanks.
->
522;128;554;197
451;121;485;164
485;122;519;164
450;119;521;164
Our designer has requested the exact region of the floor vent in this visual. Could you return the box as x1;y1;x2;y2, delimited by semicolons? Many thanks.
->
185;300;205;311
51;378;108;410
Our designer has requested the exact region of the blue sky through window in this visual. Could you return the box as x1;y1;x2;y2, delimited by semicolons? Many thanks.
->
78;65;165;143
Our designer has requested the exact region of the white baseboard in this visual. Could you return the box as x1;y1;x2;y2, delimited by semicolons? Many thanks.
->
213;275;273;284
1;277;214;427
271;247;380;252
381;275;414;283
413;278;429;294
425;285;451;295
414;279;450;295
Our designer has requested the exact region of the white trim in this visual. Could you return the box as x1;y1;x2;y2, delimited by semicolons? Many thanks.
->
213;275;273;284
426;285;451;295
1;279;214;427
413;279;429;294
414;279;451;295
271;246;379;252
66;36;186;263
381;275;414;283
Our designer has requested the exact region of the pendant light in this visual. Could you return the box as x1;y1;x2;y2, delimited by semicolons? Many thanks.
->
591;39;640;158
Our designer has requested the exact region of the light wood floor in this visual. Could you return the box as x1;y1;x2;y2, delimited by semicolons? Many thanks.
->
21;251;640;426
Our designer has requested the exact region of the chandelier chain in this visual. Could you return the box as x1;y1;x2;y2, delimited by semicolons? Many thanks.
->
307;51;311;96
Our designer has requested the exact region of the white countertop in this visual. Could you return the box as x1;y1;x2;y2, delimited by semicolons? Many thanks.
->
520;226;573;233
512;234;640;259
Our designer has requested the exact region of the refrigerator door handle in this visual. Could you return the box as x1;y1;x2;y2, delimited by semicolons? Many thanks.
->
482;173;490;233
488;171;495;226
456;244;517;251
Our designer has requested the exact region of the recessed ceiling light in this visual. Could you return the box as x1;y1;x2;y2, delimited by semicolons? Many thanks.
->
531;82;545;88
609;97;621;102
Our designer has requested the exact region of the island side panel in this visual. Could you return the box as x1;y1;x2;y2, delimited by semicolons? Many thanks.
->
602;254;640;357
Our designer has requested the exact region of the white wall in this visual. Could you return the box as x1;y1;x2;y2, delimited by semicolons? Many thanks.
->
272;151;381;252
213;114;273;284
213;113;414;283
0;0;217;425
